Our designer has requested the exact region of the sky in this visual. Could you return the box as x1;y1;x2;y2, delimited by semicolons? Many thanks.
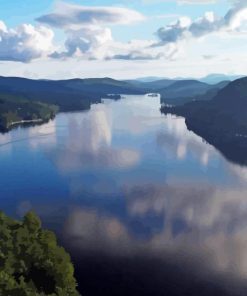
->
0;0;246;79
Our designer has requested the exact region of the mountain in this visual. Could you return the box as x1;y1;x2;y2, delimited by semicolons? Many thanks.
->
0;76;146;112
160;80;210;97
200;74;244;84
125;79;229;106
159;80;229;105
161;77;247;165
125;78;176;90
0;76;148;131
134;74;243;85
128;79;230;106
134;76;167;82
213;77;247;106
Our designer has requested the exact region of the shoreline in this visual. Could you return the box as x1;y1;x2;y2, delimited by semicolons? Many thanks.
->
8;118;43;127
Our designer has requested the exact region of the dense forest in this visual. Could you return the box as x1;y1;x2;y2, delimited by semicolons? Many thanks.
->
0;211;79;296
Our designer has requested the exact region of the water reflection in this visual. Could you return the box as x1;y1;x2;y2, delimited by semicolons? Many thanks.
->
1;95;247;295
49;104;140;172
61;181;247;276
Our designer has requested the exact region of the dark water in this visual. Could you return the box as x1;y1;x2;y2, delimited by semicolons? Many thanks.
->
1;95;247;295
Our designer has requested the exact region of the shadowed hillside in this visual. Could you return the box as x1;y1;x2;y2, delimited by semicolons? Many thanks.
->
161;77;247;165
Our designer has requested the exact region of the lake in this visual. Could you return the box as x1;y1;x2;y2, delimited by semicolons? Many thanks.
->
1;95;247;295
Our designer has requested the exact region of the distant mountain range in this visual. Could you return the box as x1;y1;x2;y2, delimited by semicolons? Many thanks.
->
0;76;230;116
200;74;245;84
135;74;244;84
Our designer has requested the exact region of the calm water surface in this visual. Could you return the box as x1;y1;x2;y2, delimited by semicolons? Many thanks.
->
1;95;247;295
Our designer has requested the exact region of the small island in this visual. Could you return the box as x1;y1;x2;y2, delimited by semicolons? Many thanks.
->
0;211;80;296
147;93;159;97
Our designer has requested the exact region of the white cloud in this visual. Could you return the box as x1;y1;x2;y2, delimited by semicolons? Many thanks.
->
106;39;176;61
37;2;163;61
51;26;113;59
0;21;55;62
0;0;246;67
50;27;165;61
224;1;247;31
48;104;140;172
37;2;145;28
155;1;247;46
46;1;247;62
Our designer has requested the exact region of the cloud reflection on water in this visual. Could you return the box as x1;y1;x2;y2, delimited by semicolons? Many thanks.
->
62;180;247;284
48;103;141;172
4;95;247;294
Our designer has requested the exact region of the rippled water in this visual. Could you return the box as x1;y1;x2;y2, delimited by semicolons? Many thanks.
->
1;95;247;295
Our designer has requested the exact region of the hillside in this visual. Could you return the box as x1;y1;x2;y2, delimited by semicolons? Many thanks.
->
161;77;247;165
200;74;244;84
0;76;145;112
0;93;58;132
125;79;176;90
127;78;229;106
159;80;229;105
0;76;149;131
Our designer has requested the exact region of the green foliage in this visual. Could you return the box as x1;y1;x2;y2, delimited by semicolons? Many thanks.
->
0;93;58;132
0;211;79;296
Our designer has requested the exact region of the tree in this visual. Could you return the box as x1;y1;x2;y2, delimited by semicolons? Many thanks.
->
0;211;80;296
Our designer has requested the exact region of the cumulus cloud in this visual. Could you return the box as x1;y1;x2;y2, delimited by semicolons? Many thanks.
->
37;2;162;61
2;1;246;63
50;28;179;61
50;27;169;61
0;21;55;62
47;1;247;61
51;26;113;59
155;1;247;46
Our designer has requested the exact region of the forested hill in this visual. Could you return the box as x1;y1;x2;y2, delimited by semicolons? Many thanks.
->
0;76;146;112
161;76;247;165
0;76;147;131
0;94;58;132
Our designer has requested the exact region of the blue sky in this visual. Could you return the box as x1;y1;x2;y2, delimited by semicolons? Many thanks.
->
0;0;231;39
0;0;246;79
